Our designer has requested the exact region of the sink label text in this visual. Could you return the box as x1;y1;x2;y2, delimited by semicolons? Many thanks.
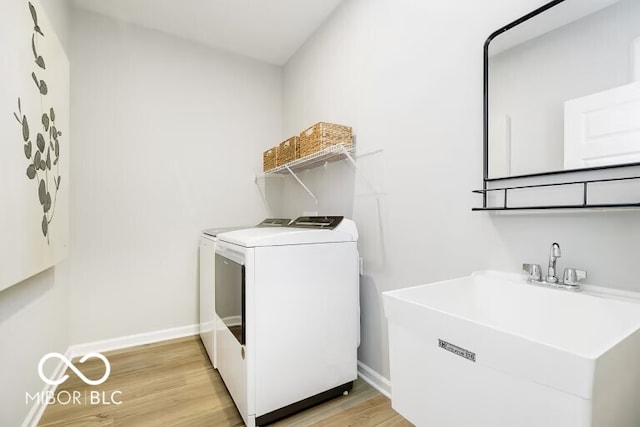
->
438;339;476;362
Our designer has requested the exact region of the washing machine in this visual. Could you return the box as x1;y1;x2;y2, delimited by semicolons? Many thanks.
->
214;216;360;426
199;218;290;368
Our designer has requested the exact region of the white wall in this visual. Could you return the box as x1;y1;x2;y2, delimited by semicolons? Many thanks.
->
280;0;640;379
67;9;281;343
42;0;71;49
0;268;70;427
0;2;70;426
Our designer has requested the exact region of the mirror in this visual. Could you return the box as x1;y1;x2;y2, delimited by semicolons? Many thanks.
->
485;0;640;180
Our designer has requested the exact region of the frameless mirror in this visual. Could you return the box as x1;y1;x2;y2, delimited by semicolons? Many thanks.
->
485;0;640;180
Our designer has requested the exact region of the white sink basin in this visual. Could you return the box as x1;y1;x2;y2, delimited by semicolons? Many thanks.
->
383;271;640;427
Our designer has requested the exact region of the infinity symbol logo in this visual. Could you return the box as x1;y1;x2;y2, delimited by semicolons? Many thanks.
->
38;353;111;386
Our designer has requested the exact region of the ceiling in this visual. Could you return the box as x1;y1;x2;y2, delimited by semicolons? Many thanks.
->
71;0;344;65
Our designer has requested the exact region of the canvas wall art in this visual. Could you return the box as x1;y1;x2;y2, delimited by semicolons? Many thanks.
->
0;0;69;291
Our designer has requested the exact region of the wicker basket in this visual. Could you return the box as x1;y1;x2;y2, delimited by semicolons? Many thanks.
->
277;136;299;166
299;122;353;158
263;146;277;172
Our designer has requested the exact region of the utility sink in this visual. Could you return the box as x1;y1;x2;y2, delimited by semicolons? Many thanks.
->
383;271;640;427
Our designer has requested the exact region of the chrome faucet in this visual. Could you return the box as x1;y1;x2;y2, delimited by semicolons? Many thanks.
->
522;242;586;292
546;242;561;283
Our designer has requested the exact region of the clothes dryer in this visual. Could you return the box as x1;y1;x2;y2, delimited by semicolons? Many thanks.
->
215;216;360;426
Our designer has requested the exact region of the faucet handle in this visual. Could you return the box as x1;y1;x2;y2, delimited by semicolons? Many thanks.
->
563;268;587;286
522;263;542;282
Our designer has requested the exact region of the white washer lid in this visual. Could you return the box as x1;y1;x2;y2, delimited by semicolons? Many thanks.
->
218;218;358;247
202;226;249;238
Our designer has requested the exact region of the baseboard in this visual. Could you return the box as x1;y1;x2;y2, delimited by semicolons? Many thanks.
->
22;347;73;427
68;324;198;358
357;361;391;399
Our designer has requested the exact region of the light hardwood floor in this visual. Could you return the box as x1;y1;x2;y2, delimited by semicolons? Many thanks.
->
39;336;412;427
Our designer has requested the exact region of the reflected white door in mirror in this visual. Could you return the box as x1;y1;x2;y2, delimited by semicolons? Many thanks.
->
565;82;640;170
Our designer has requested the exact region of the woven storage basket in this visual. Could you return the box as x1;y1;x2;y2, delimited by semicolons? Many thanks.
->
277;136;299;166
299;122;353;158
263;146;278;172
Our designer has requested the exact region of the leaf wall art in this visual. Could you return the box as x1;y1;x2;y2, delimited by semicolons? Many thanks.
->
0;0;69;291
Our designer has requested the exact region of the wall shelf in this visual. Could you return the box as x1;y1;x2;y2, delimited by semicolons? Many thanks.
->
255;143;380;203
473;175;640;211
258;143;355;176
